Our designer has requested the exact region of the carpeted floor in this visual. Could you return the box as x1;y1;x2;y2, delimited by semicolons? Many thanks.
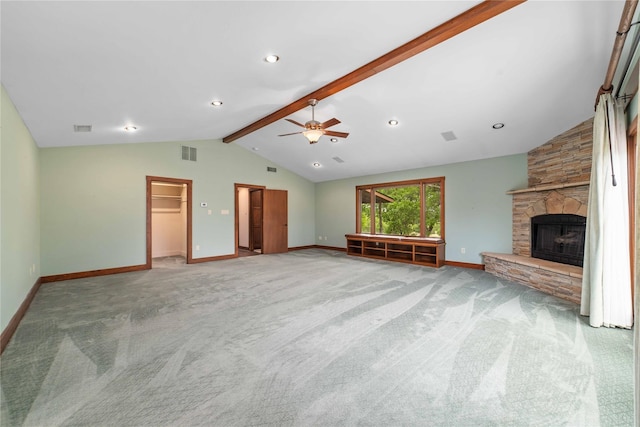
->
0;249;633;426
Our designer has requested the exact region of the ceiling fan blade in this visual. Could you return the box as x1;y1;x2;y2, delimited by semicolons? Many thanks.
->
320;118;341;129
277;131;303;137
324;130;349;138
285;118;306;128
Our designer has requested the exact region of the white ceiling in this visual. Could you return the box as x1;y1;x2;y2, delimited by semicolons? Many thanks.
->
1;1;630;182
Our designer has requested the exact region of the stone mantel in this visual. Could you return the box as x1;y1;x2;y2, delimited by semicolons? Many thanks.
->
506;180;589;195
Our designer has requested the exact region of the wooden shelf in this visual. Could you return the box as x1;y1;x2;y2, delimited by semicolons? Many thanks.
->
151;182;184;213
346;234;445;268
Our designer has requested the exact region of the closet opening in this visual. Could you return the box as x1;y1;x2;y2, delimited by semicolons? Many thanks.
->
146;176;193;268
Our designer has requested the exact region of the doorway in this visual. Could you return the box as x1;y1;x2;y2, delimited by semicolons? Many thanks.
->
146;176;193;268
235;184;288;256
236;184;264;257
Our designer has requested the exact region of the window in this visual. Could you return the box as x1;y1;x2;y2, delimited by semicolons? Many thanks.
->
357;177;444;238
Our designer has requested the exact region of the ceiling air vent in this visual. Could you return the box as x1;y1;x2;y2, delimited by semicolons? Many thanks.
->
73;124;92;132
441;131;457;142
332;156;345;164
267;166;277;173
181;146;197;161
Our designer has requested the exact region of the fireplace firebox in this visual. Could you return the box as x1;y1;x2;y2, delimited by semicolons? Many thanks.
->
531;214;586;267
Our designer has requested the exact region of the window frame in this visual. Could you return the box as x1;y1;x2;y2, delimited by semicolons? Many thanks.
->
355;177;445;239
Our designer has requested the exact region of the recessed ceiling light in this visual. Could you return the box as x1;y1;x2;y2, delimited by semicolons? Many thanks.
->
265;54;279;63
388;120;399;126
124;126;137;131
492;123;505;129
330;138;338;143
211;100;223;107
252;147;259;151
312;162;321;168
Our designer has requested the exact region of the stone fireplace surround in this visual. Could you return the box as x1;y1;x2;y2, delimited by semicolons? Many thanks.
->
483;118;593;305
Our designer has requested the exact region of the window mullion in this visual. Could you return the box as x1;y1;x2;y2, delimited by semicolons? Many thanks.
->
420;182;426;237
370;187;376;234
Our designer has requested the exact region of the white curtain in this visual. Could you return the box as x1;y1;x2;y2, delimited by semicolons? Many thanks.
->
634;123;639;427
580;93;633;329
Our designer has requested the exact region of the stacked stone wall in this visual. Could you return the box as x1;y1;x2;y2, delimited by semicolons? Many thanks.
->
527;118;593;187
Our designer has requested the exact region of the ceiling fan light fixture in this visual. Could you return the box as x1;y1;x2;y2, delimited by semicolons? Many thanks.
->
278;99;348;143
303;129;324;144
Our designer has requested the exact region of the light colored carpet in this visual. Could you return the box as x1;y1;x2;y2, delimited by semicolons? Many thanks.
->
0;249;633;426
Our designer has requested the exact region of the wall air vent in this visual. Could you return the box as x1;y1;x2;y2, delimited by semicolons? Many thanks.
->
73;125;92;132
181;146;197;161
332;156;345;164
267;166;277;173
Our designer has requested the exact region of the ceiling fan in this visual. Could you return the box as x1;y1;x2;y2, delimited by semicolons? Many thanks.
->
278;99;349;144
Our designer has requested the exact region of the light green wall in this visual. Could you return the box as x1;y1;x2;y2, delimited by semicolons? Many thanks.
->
1;86;41;332
315;154;528;264
40;140;315;276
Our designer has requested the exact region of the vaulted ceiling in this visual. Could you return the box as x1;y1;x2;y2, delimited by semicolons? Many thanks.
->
1;1;632;182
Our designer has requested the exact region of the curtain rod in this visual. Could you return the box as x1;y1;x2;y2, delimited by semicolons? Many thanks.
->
595;0;638;109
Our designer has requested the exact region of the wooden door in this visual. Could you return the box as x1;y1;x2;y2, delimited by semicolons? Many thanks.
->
262;189;288;254
249;189;263;251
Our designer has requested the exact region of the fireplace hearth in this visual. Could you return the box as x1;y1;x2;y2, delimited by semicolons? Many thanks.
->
531;214;586;267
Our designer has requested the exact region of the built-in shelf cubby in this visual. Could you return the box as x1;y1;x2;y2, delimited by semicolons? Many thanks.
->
345;234;445;268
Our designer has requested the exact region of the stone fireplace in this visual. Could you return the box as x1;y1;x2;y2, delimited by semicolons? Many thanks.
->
483;118;593;304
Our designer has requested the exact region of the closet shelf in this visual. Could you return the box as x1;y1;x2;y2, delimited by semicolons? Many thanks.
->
152;195;183;200
152;208;181;213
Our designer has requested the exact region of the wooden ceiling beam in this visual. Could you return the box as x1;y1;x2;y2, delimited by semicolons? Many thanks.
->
222;0;526;144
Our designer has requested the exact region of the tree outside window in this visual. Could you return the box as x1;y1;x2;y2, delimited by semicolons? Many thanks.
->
357;177;444;238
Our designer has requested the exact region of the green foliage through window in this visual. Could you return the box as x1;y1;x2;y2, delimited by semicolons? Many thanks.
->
357;177;444;238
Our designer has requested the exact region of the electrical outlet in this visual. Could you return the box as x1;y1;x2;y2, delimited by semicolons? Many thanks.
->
461;248;466;254
196;245;200;251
